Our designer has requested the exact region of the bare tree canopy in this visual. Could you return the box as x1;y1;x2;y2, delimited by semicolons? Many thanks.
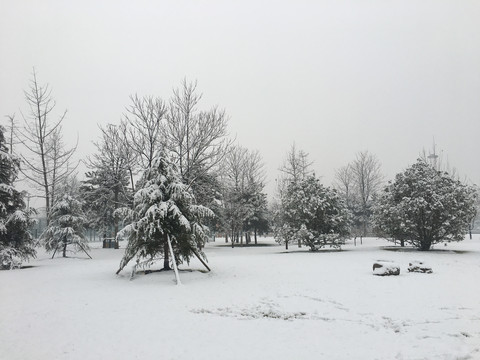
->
335;150;382;237
221;144;267;247
164;79;233;185
351;151;382;211
18;69;78;221
278;142;313;185
123;94;167;170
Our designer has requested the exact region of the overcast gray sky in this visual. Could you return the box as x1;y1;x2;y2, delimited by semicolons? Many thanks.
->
1;0;479;197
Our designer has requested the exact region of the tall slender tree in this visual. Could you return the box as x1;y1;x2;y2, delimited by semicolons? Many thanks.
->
19;69;77;222
351;151;382;236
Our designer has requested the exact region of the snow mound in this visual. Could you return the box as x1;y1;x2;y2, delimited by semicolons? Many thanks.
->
373;261;400;276
408;260;433;273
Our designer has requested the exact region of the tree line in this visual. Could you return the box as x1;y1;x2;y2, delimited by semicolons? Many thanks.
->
0;70;478;270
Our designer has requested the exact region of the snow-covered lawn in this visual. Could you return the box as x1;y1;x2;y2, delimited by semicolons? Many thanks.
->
1;236;479;360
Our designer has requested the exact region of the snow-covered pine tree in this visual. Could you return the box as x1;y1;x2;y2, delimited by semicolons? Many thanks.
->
41;195;90;258
0;126;36;269
116;152;214;274
274;174;349;251
373;159;478;251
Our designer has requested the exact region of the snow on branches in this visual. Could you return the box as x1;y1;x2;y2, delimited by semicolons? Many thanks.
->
116;152;214;274
273;175;349;251
0;126;36;269
373;159;478;250
41;195;91;258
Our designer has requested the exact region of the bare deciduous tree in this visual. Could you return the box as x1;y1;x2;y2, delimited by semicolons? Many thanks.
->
221;145;267;247
278;142;313;186
5;114;20;156
19;69;78;222
334;164;355;209
350;151;382;236
123;94;167;170
84;124;135;240
165;79;232;186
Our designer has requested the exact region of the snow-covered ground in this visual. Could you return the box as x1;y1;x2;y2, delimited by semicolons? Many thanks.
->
1;236;479;360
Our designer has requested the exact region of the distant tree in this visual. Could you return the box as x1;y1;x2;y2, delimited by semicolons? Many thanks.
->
335;151;382;238
373;159;477;251
19;69;77;222
0;126;36;269
221;145;268;247
274;175;349;251
471;185;480;230
274;143;313;249
334;164;362;238
116;152;213;273
55;173;81;199
5;114;20;156
246;192;270;244
41;194;90;258
82;124;134;241
278;142;313;189
350;151;382;236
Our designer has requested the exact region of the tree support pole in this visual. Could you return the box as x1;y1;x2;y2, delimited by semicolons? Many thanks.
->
167;235;181;285
80;244;92;259
191;247;211;272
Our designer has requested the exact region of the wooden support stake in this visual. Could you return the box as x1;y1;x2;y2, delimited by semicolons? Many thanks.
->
167;235;181;285
80;244;93;259
191;247;211;272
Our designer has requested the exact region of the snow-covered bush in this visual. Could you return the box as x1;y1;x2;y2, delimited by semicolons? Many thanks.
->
0;126;36;269
373;159;478;251
116;152;214;274
273;175;349;251
41;195;90;258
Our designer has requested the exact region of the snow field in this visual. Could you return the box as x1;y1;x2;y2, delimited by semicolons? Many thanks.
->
1;236;479;360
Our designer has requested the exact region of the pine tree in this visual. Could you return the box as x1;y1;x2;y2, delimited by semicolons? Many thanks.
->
373;159;478;250
274;175;349;251
0;126;36;269
41;195;90;258
116;152;213;274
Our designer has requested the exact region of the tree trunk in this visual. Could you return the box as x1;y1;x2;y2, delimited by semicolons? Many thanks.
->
420;238;432;251
62;241;67;258
285;240;289;250
163;239;171;270
114;189;119;237
254;228;257;245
